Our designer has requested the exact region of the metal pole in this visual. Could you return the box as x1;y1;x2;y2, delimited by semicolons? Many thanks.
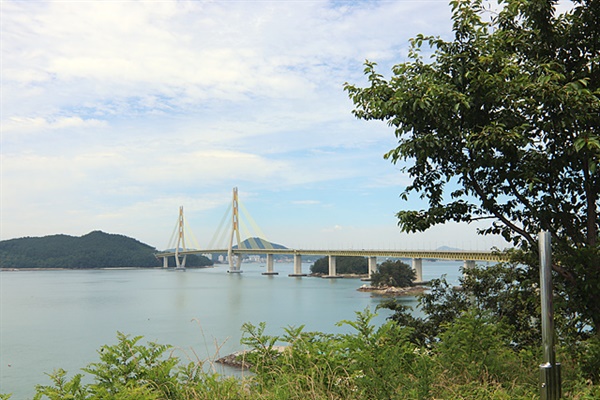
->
539;230;561;399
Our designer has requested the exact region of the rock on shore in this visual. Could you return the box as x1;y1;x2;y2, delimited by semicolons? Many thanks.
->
215;351;253;369
215;346;288;369
357;285;427;296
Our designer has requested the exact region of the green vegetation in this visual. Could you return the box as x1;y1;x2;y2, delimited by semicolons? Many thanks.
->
5;309;596;400
234;237;287;250
310;256;367;275
380;264;600;386
0;231;212;269
4;1;599;397
346;0;600;335
370;260;415;288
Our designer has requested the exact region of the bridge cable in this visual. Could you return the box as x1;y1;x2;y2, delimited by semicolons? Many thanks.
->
183;215;201;250
166;217;179;251
208;203;232;249
238;210;265;250
216;218;231;250
238;219;252;249
239;201;273;249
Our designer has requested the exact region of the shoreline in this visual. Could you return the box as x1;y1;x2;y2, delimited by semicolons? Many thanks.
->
1;265;215;272
309;273;369;279
357;284;428;296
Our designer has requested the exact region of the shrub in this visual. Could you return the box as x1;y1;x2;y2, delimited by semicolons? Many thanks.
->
371;260;415;288
20;311;600;399
32;332;246;400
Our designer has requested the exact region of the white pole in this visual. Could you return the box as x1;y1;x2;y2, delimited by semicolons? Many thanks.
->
539;230;561;399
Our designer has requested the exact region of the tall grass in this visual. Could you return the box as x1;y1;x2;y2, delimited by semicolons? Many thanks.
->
3;308;598;399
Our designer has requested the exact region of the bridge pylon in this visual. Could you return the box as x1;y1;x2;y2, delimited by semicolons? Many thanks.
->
174;206;187;271
228;187;243;273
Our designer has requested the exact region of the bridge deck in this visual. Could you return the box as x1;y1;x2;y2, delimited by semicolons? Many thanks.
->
157;248;508;262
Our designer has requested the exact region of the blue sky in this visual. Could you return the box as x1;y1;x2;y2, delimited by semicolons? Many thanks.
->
3;0;565;251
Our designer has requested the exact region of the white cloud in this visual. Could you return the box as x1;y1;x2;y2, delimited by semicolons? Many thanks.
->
322;224;344;233
291;200;322;205
2;0;451;114
0;0;514;250
3;116;107;134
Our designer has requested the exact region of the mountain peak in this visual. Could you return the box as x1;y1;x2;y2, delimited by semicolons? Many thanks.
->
233;237;287;250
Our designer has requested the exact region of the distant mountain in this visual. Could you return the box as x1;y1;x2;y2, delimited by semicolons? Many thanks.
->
233;237;287;250
436;246;463;251
0;230;212;269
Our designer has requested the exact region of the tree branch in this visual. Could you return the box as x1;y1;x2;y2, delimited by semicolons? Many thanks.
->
468;171;536;246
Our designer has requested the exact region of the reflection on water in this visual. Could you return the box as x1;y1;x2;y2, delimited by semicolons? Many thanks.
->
0;260;462;398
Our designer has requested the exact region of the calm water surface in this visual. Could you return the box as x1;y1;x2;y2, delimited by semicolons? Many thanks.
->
1;261;461;398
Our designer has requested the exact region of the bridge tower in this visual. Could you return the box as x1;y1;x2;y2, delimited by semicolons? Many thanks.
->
228;187;243;273
174;206;187;271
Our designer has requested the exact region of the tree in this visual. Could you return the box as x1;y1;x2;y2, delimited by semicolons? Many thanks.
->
0;231;213;268
379;264;539;347
309;256;367;275
371;260;415;288
345;0;600;333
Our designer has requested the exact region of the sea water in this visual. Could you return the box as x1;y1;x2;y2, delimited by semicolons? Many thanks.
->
0;261;462;398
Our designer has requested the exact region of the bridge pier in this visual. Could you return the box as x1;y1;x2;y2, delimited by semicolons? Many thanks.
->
162;256;168;269
368;256;377;279
324;255;341;278
175;254;187;271
228;254;243;273
412;258;423;283
289;253;306;277
262;253;278;275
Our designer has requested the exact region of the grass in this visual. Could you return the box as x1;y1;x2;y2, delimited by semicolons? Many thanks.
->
2;308;599;399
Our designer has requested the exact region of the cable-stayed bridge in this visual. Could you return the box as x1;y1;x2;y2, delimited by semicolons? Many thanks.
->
156;188;509;280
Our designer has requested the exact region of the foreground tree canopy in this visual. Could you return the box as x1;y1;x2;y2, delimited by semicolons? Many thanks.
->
345;0;599;332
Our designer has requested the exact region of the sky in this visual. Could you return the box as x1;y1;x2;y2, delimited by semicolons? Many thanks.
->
2;0;564;252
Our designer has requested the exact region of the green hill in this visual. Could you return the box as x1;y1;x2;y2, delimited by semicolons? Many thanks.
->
0;230;212;269
233;237;287;250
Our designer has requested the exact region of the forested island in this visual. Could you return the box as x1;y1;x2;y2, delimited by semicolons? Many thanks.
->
309;255;368;275
0;230;212;269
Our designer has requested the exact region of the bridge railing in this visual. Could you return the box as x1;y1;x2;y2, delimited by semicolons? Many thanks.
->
156;248;509;262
